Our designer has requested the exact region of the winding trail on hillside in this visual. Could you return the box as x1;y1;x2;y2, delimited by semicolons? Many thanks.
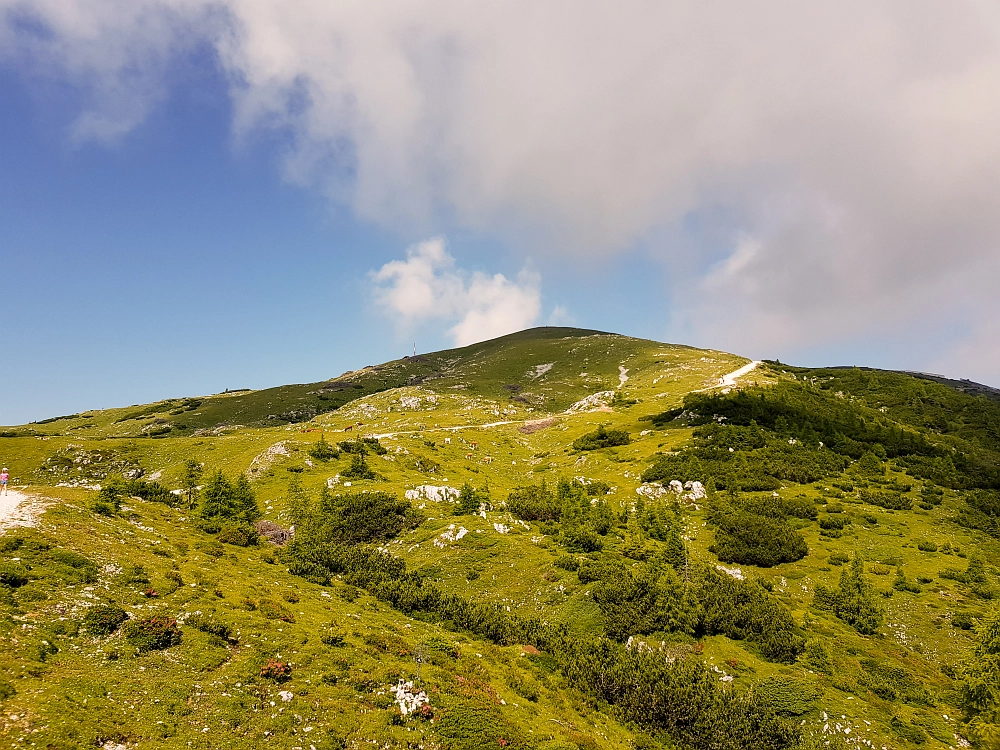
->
0;490;47;534
372;420;521;440
719;360;761;387
366;362;760;440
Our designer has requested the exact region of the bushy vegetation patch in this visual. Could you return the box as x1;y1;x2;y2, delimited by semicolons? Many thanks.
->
955;489;1000;538
572;425;630;451
340;451;381;480
708;496;808;567
560;641;799;750
338;437;387;455
123;615;181;653
217;523;259;547
307;434;338;460
858;489;912;511
199;471;260;528
755;676;820;715
0;561;29;588
82;603;129;636
813;555;885;635
588;560;802;662
507;481;561;521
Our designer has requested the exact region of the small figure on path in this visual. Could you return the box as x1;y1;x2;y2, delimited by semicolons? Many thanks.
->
0;468;8;495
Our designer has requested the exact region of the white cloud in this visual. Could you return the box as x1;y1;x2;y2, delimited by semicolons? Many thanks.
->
547;305;575;327
371;238;541;347
4;2;1000;378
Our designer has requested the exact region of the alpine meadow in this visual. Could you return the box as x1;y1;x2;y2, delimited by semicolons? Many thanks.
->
0;326;998;750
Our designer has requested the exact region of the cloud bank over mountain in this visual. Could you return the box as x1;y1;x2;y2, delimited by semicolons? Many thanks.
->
3;1;1000;379
372;238;541;347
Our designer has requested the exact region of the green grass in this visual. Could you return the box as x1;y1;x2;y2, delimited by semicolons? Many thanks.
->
0;327;996;749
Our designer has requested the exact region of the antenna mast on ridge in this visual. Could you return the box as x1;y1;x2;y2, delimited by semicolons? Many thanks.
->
413;343;416;357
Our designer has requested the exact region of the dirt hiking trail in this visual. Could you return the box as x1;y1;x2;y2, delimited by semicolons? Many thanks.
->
0;489;48;534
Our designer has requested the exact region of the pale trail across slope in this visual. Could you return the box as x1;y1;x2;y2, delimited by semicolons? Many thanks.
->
0;490;47;534
718;360;761;387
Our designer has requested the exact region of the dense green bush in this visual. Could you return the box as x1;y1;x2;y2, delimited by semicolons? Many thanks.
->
959;602;1000;745
560;640;799;749
217;523;259;547
507;481;561;521
0;561;29;588
308;434;339;460
952;611;976;630
756;676;820;715
341;451;380;480
697;569;804;662
123;615;181;652
338;437;387;455
589;561;801;662
858;489;912;511
309;489;420;544
819;515;848;530
453;482;488;515
572;425;630;451
593;562;701;639
709;501;808;568
956;490;1000;538
82;603;129;636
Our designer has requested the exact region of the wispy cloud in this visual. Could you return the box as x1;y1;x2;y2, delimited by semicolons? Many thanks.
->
371;238;541;347
5;2;1000;378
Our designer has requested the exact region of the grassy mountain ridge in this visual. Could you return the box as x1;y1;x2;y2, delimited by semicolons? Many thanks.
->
9;327;731;439
0;328;998;750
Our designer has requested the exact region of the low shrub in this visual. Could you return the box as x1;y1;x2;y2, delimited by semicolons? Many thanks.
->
952;611;975;630
573;425;630;451
185;612;235;642
858;489;912;511
0;561;29;588
123;615;181;652
338;437;387;455
756;676;820;716
258;599;294;622
507;482;561;522
260;659;292;681
217;523;259;547
82;603;129;636
917;540;938;552
819;515;848;531
710;507;808;568
308;434;339;461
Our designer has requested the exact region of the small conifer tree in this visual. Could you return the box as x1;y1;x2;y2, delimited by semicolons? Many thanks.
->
960;603;1000;747
286;477;311;530
833;554;885;635
309;434;338;461
454;482;481;515
182;459;202;509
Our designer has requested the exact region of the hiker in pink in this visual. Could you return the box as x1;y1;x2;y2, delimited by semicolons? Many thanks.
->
0;468;8;495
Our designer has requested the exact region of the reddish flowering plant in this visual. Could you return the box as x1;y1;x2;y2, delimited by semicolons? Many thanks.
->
143;588;159;598
260;659;292;681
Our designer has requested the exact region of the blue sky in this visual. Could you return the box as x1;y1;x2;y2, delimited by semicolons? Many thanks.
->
1;2;998;424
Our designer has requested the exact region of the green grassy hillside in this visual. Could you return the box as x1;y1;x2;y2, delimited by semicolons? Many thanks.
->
0;328;998;750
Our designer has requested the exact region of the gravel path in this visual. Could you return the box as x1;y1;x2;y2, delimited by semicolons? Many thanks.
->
0;489;47;533
719;360;761;387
